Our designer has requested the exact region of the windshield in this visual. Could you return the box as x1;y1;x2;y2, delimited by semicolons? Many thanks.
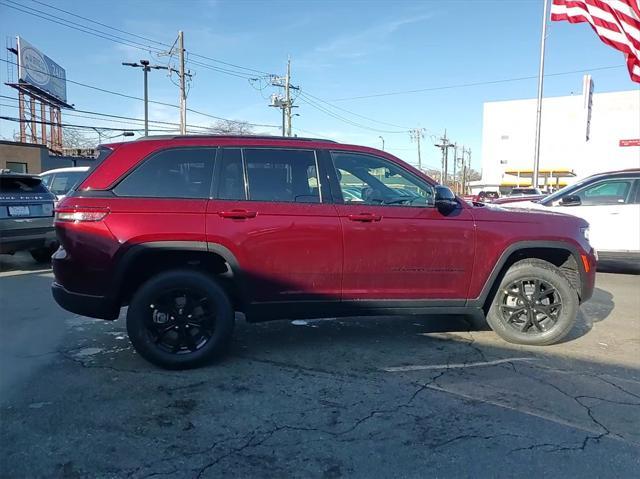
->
47;171;88;196
539;177;591;205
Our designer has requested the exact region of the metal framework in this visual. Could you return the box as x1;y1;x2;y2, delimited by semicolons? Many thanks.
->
5;46;71;154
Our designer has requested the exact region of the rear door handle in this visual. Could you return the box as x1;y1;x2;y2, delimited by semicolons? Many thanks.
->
218;209;257;219
347;213;382;222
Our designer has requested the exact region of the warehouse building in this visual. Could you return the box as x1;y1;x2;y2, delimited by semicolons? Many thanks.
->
478;76;640;194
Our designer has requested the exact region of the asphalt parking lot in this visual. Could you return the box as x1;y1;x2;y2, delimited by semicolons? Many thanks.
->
1;252;639;478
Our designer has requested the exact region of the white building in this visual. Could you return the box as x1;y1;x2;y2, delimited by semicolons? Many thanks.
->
479;76;640;194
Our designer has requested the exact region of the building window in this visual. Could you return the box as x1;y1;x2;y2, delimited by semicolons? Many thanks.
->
500;135;509;140
6;162;27;173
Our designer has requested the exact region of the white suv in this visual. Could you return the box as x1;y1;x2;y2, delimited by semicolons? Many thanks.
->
40;166;90;202
501;169;640;261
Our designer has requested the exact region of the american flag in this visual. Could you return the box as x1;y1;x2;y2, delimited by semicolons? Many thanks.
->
551;0;640;83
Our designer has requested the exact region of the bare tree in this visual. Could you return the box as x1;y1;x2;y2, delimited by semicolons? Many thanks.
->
207;120;254;135
63;128;96;149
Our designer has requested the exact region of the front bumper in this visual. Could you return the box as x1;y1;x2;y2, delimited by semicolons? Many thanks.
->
52;282;119;320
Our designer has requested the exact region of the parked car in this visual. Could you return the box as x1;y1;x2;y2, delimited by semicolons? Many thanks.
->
40;166;90;202
473;190;500;203
508;187;543;197
0;171;57;262
499;169;640;261
51;135;596;369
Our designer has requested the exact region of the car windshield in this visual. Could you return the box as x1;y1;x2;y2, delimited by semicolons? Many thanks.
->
0;176;48;194
539;177;594;205
47;171;88;196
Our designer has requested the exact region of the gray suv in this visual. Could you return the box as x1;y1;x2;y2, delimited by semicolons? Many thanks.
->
0;171;57;262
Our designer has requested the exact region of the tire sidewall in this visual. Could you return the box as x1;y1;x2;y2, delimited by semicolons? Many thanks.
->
127;270;234;369
487;262;578;346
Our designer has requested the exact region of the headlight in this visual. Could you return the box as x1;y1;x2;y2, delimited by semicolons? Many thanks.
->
580;226;590;242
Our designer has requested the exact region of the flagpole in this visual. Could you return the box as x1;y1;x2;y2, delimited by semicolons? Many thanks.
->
533;0;550;189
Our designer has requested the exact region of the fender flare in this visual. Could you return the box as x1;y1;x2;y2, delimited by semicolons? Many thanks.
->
468;240;588;308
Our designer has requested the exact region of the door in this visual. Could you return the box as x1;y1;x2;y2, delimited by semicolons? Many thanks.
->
206;147;342;303
327;150;475;301
553;176;639;253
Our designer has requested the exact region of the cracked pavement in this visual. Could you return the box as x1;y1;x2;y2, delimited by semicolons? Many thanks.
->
1;252;639;478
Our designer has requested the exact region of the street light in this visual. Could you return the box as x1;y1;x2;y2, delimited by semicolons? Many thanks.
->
378;135;385;151
122;59;169;136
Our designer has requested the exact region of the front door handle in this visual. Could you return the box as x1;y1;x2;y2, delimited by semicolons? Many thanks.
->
348;213;382;222
218;209;257;219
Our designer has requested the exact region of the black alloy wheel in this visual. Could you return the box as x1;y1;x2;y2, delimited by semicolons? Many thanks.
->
498;278;562;334
146;288;215;354
127;269;235;369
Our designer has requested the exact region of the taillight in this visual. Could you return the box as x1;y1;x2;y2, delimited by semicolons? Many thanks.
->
55;208;109;222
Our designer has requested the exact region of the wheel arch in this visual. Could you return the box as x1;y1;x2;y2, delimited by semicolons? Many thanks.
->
111;241;247;309
470;240;587;312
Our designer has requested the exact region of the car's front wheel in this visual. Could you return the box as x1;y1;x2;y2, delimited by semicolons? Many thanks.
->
486;259;578;346
126;269;235;369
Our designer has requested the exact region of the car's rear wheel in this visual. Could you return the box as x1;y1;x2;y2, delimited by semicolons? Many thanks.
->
126;269;234;369
486;259;578;346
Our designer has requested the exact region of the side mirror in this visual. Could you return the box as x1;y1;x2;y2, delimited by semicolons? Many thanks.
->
435;185;458;213
560;195;581;206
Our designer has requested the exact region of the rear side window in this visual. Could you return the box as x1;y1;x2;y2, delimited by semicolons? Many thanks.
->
114;148;214;198
0;176;48;193
243;148;320;203
48;171;88;196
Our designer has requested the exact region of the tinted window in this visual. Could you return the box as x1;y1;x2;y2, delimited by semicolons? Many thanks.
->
574;179;633;205
331;151;434;207
633;180;640;204
218;148;246;200
244;149;320;203
114;148;214;198
0;176;48;193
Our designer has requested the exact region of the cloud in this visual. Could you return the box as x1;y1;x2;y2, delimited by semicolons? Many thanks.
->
313;13;434;60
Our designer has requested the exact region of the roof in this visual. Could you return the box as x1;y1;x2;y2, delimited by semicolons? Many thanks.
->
133;134;336;143
39;166;91;175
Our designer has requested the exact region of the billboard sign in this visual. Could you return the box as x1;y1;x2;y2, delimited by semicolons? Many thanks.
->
17;36;67;103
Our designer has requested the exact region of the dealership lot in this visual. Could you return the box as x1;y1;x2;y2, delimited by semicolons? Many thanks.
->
1;252;639;478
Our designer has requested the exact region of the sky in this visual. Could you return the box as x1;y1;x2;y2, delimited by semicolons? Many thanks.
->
0;0;638;171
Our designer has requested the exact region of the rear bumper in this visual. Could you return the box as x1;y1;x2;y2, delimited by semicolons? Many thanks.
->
0;220;56;254
51;282;119;320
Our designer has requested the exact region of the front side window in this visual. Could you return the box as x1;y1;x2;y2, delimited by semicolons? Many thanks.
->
573;179;633;206
114;148;214;198
331;151;434;207
243;148;320;203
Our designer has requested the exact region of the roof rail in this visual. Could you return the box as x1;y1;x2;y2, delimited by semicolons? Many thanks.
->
134;134;336;143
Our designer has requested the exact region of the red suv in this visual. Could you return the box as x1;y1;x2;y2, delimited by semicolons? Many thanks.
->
52;136;596;369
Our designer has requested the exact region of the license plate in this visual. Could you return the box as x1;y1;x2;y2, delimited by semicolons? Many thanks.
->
8;206;30;216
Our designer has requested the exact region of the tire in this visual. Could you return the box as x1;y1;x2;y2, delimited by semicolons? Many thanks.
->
485;259;578;346
30;246;55;263
126;269;235;369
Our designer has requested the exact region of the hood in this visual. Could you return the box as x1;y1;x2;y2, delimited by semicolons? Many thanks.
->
469;201;587;226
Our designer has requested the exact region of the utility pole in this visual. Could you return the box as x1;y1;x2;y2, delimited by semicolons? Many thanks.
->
434;130;454;186
409;128;425;171
378;136;385;151
453;143;458;193
122;59;169;136
269;58;298;137
178;31;187;135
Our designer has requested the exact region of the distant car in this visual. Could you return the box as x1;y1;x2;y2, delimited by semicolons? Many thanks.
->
40;166;90;202
473;191;500;203
493;194;546;205
500;169;640;261
0;171;57;262
508;187;543;197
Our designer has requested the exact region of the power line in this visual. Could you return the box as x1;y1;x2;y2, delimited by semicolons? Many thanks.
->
331;65;627;101
0;58;279;129
299;91;410;130
5;0;270;79
0;115;175;132
297;95;406;134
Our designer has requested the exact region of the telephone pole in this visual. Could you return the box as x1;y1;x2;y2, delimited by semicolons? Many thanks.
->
409;128;425;171
178;31;187;135
453;143;459;193
122;59;170;136
434;130;454;186
270;58;298;137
